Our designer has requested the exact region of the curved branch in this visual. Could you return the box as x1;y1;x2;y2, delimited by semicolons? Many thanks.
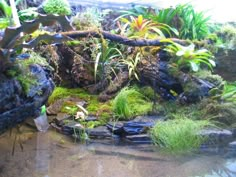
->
21;34;72;49
61;30;188;46
0;14;73;49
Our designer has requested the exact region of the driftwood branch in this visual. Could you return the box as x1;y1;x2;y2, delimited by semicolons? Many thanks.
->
21;30;188;49
0;14;73;49
21;34;72;49
61;30;188;46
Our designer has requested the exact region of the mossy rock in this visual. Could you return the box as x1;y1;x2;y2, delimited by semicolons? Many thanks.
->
48;87;113;126
6;52;52;95
194;70;224;87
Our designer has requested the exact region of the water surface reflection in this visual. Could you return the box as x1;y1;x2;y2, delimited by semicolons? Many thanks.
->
0;126;235;177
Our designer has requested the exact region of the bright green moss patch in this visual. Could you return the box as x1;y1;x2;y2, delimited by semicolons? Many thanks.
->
48;87;113;125
43;0;71;15
60;101;78;115
48;87;86;104
112;87;153;120
151;118;211;153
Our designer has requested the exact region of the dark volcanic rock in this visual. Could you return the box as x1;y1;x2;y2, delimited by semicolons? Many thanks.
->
106;121;124;134
123;121;153;135
0;64;54;133
125;134;152;144
62;120;83;135
123;116;162;135
86;126;112;138
106;116;163;136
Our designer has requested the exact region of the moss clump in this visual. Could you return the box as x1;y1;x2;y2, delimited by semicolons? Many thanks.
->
202;99;236;126
151;118;211;153
194;70;224;87
43;0;71;15
219;24;236;50
6;52;50;94
48;87;86;104
60;101;78;115
136;86;158;101
154;100;210;121
112;87;152;120
48;87;113;125
71;8;109;30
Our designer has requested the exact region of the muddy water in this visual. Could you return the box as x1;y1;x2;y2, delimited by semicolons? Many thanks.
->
0;126;236;177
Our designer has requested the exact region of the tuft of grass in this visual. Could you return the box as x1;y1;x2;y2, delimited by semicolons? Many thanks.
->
112;87;152;120
151;118;211;153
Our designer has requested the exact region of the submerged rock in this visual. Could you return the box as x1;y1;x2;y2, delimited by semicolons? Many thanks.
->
106;121;124;134
106;116;163;136
199;128;233;145
85;116;98;122
225;141;236;157
123;116;163;135
228;141;236;150
86;126;112;138
125;134;152;144
62;120;83;135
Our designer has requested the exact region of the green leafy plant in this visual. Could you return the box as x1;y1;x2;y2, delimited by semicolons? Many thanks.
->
112;87;152;120
152;7;179;26
0;0;12;29
119;15;177;39
162;40;215;72
116;5;156;20
210;82;236;103
94;38;123;82
18;7;38;23
121;51;141;81
151;118;211;153
175;4;210;40
221;82;236;103
43;0;71;15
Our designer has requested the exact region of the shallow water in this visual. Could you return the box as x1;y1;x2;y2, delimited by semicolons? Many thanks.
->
0;126;236;177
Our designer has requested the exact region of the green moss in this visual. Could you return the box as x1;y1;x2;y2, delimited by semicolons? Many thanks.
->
113;87;153;120
79;120;102;129
43;0;71;15
203;100;236;126
154;101;209;121
66;40;81;46
136;86;158;101
71;8;109;30
7;52;50;94
48;87;86;104
194;70;224;87
219;24;236;50
60;101;78;115
17;74;38;94
48;87;113;125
